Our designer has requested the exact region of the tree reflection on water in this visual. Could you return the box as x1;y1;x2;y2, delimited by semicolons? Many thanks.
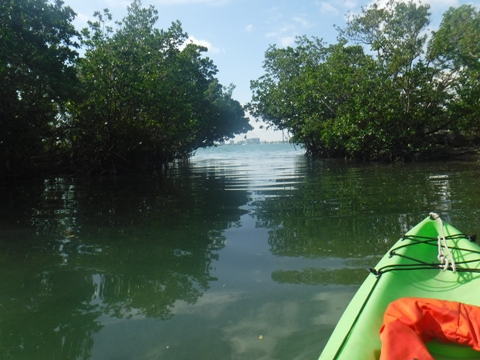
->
0;170;249;359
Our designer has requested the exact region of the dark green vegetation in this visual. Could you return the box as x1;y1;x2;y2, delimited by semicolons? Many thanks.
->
1;0;252;177
249;0;480;161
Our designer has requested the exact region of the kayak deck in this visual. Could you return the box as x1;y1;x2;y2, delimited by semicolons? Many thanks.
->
319;215;480;360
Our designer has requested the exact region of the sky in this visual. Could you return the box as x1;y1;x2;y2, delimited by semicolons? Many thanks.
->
62;0;475;142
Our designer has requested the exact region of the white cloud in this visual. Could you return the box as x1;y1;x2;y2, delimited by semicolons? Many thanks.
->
293;16;313;28
104;0;131;9
342;0;359;10
187;36;221;53
280;36;296;47
245;24;254;32
265;23;294;39
72;12;92;29
317;1;340;15
265;16;311;47
265;30;296;46
369;0;459;10
316;0;358;15
267;6;284;24
431;0;459;7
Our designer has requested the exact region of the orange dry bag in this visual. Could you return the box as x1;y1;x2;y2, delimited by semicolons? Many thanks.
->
379;297;480;360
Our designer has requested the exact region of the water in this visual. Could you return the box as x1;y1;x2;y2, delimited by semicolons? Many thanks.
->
1;143;480;359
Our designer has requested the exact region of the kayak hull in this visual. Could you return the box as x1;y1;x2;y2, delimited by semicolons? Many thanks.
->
319;215;480;360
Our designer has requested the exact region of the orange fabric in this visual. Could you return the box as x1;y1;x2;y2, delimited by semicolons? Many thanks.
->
379;297;480;360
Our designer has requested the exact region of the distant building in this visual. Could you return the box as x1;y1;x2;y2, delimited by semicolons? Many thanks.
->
245;138;260;144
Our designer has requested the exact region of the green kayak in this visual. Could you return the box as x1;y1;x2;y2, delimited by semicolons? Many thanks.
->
319;213;480;360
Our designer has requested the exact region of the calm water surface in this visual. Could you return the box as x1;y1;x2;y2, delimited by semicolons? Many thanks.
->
1;143;480;360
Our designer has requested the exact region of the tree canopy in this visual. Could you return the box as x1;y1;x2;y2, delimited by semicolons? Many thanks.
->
3;0;480;177
1;0;79;175
249;0;480;161
0;0;252;177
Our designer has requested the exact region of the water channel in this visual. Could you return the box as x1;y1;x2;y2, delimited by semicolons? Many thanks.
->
1;143;480;359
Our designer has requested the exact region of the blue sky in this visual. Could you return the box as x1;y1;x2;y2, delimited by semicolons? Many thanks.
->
63;0;474;141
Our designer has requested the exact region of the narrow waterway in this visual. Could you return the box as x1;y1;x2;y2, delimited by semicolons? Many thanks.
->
1;143;480;360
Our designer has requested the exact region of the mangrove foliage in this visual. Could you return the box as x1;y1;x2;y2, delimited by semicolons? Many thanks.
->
1;0;252;177
249;0;480;161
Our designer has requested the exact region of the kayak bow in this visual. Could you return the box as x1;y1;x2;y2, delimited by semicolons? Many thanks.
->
319;213;480;360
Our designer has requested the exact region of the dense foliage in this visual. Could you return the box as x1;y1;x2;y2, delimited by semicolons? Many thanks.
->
1;0;79;175
1;0;252;177
68;3;251;173
249;0;480;161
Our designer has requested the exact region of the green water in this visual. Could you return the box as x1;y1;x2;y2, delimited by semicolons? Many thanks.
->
1;143;480;360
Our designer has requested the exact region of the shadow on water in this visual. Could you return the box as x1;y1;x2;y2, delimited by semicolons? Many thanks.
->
0;168;249;359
